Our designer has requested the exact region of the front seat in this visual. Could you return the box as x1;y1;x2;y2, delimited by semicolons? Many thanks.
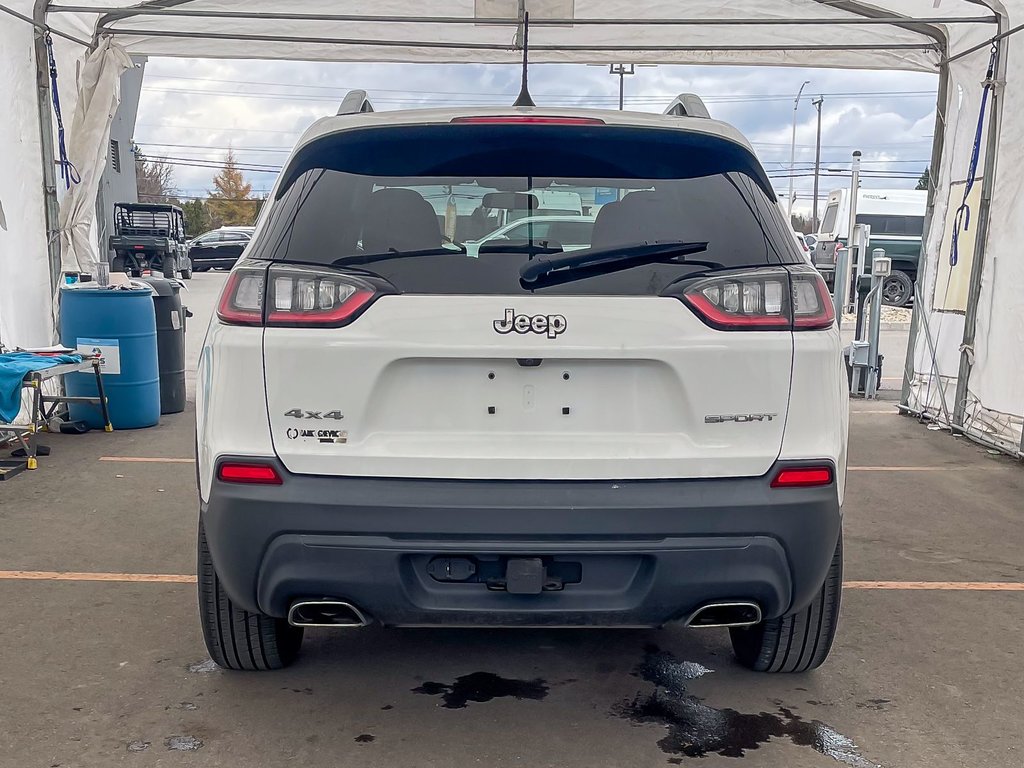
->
361;188;442;253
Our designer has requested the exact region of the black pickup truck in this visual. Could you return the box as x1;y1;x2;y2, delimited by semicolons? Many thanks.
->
108;203;192;279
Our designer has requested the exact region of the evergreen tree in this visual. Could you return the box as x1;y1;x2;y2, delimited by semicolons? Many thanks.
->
207;150;258;225
181;199;213;237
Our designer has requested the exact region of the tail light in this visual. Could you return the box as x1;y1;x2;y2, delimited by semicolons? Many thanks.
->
790;268;836;329
217;264;380;328
770;465;833;488
217;462;283;485
681;266;834;331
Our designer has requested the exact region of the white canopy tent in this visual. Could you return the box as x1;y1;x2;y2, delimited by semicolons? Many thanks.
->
0;0;1021;455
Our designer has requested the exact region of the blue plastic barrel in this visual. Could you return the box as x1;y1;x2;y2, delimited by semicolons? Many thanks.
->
60;285;161;429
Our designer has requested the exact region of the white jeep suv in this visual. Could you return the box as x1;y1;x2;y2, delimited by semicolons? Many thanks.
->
196;104;848;673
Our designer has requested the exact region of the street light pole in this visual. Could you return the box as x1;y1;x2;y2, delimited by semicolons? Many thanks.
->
609;63;636;110
811;96;824;231
787;80;811;223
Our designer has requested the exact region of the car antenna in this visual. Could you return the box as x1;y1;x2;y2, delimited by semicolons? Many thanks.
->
513;11;536;107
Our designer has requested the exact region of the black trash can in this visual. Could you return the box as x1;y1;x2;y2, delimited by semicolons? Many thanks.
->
138;276;189;414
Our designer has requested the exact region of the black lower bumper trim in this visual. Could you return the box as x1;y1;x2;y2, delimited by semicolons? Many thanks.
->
202;460;841;627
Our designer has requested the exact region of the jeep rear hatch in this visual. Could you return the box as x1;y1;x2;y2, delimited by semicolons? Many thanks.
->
233;123;825;480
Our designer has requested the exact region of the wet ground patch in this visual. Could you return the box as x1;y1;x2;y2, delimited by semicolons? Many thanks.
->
413;671;549;709
615;646;880;766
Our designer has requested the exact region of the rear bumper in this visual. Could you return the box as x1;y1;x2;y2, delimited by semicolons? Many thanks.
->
110;237;173;252
202;460;842;627
190;256;238;269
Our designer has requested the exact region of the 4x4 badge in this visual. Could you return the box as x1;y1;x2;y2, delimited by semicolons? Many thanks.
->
493;309;567;339
284;409;344;420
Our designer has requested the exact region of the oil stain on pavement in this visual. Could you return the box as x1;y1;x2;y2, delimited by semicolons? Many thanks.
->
413;671;549;709
615;646;881;767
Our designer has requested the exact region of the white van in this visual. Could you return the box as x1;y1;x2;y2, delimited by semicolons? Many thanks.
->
813;188;926;306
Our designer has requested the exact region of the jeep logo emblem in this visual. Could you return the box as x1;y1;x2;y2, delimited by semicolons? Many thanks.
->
493;309;567;339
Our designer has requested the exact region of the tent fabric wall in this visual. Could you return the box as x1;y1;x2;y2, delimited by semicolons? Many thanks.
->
0;1;51;352
954;33;1024;452
56;37;132;276
906;25;1024;454
1;1;1020;452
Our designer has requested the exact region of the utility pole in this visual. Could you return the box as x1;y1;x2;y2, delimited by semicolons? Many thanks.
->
811;96;824;231
787;80;810;223
609;64;636;110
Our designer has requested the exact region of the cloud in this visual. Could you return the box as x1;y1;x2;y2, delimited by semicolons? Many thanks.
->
136;58;938;215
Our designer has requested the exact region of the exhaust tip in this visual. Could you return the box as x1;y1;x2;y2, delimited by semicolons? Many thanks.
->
686;601;762;628
287;600;369;628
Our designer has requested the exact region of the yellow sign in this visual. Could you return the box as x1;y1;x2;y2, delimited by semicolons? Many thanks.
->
933;180;983;313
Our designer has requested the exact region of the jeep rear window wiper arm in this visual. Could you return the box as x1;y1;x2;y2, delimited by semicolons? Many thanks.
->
332;245;466;267
519;240;711;289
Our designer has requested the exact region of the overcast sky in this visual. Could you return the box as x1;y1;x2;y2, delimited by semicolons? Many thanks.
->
136;58;938;218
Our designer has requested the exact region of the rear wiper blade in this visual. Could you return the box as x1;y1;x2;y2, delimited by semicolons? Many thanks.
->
519;240;711;288
476;242;564;256
332;245;466;267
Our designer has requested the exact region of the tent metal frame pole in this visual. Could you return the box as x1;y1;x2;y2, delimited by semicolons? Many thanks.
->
45;6;998;26
901;64;950;410
0;2;91;46
953;20;1008;430
33;0;71;299
87;28;939;53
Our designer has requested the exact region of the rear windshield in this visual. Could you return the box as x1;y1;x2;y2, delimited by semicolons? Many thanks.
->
250;124;802;295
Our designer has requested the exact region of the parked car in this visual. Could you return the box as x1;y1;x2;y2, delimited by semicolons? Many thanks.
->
465;215;596;257
188;227;255;271
812;188;925;307
108;202;191;279
792;229;812;263
197;102;847;673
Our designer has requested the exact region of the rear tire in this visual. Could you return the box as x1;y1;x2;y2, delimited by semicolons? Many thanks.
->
162;256;176;279
197;520;303;670
730;532;842;673
882;270;913;307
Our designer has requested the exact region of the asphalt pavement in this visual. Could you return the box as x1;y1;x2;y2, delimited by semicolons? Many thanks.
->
1;271;1021;768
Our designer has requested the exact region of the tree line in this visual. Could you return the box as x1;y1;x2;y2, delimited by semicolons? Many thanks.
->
135;146;265;236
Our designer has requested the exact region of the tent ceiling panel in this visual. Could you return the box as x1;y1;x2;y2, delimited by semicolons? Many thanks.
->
41;0;1002;70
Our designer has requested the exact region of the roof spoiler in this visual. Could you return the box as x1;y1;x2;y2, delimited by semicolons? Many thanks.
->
338;89;375;115
663;93;710;119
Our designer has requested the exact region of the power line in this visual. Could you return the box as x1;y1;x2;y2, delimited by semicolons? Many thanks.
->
136;141;293;154
139;153;284;171
143;74;936;102
139;155;282;174
140;85;939;110
137;122;303;135
141;193;267;202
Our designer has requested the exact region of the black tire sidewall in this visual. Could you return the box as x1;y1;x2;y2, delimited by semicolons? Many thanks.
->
882;271;913;307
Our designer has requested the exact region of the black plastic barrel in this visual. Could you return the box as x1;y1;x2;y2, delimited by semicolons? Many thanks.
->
137;277;188;414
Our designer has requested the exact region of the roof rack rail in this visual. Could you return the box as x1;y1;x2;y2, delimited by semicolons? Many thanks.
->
338;89;375;115
664;93;710;119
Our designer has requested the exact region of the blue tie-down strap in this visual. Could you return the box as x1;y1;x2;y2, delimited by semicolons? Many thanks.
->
45;33;80;191
0;352;82;423
950;43;998;268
